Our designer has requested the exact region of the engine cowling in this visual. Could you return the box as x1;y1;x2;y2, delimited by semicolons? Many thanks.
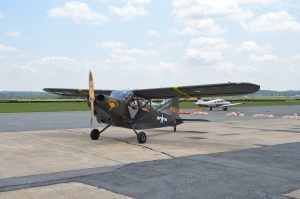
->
94;94;130;118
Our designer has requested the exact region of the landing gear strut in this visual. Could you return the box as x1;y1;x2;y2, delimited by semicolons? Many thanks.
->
90;124;111;140
132;127;147;144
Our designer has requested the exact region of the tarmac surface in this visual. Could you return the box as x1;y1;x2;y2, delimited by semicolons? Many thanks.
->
1;106;299;132
1;106;300;199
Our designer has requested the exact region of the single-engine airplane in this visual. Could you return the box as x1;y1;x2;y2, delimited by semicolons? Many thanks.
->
195;97;244;111
44;72;259;144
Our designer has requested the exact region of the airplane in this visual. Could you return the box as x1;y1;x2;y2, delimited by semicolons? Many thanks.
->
44;72;259;144
195;97;244;111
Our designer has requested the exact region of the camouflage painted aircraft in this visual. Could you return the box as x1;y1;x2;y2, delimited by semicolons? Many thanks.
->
44;72;260;144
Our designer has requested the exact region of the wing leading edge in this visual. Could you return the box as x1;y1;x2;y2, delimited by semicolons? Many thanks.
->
133;82;260;99
43;88;112;97
44;82;259;99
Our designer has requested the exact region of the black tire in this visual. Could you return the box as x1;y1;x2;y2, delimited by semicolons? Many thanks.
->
223;107;228;111
90;129;100;140
137;132;147;144
174;126;177;132
210;107;212;111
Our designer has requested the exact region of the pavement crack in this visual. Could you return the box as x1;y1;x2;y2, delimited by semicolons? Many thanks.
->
103;136;175;158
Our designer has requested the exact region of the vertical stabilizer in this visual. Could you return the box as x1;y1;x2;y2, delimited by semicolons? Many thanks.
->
165;97;180;117
196;97;204;104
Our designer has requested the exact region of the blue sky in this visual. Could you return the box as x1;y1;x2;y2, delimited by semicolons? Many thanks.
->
0;0;300;91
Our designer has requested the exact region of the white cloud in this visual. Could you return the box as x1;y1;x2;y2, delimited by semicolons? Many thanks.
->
238;41;271;53
161;41;184;50
291;53;300;60
178;18;225;35
147;30;160;37
100;41;127;52
22;56;78;73
237;66;258;72
100;40;157;55
250;54;280;63
215;62;234;72
172;0;253;20
185;48;222;63
237;0;283;5
0;44;18;54
127;0;150;4
6;31;21;37
0;12;4;19
185;37;228;63
189;37;228;49
246;11;300;33
216;63;258;73
109;5;148;21
94;41;182;88
48;1;107;25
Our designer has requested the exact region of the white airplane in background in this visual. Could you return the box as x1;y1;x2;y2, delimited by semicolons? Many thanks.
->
195;97;243;111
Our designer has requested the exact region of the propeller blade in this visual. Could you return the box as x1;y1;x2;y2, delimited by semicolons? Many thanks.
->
89;71;95;129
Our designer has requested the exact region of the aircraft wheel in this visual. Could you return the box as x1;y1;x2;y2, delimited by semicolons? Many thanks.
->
90;129;100;140
137;132;147;144
210;107;212;111
223;107;228;111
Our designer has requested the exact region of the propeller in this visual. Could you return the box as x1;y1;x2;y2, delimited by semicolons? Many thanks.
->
89;71;95;129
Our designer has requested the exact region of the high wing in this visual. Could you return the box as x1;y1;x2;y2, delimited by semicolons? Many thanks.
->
43;88;112;97
133;82;259;99
44;82;259;99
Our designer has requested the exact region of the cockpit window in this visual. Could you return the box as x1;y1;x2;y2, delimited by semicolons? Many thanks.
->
110;90;133;102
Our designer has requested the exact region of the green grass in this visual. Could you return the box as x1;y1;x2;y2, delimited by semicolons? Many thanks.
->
180;99;300;109
0;99;300;113
236;99;300;107
0;102;89;113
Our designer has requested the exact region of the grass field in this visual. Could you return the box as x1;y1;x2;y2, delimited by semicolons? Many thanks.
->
0;99;300;113
0;102;89;113
181;99;300;108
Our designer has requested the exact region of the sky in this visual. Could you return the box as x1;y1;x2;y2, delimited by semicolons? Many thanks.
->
0;0;300;91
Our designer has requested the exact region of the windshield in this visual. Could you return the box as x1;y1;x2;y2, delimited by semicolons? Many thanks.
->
110;90;133;102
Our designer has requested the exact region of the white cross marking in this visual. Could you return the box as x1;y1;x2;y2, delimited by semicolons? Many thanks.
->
157;114;167;124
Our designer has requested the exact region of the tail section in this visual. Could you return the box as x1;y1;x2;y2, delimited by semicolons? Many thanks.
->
196;97;204;105
164;97;179;116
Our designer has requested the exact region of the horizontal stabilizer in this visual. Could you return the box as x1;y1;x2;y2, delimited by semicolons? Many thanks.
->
223;102;244;107
177;118;210;122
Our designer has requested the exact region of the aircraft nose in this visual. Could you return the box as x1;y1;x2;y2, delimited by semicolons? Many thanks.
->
96;95;105;101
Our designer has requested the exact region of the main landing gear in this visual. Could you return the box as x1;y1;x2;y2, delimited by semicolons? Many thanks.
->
132;128;147;144
90;124;147;144
90;124;111;140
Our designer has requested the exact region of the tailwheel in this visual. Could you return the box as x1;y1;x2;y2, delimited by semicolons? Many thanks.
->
90;129;100;140
137;132;147;144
